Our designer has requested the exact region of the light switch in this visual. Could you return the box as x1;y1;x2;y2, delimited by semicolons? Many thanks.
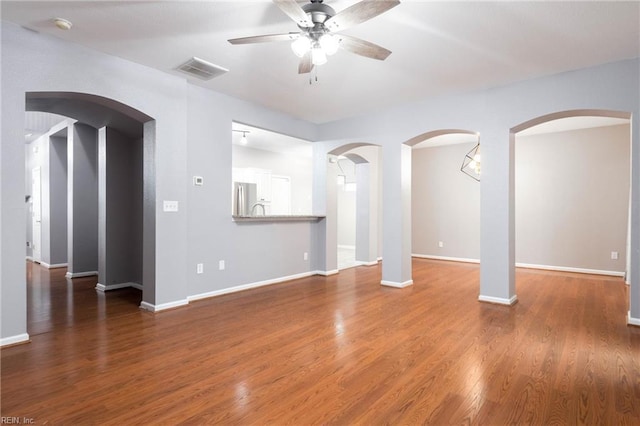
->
611;251;619;260
163;200;179;212
193;176;204;186
219;260;225;270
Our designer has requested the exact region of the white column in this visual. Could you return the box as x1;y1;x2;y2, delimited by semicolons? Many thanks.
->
479;129;516;305
381;143;413;287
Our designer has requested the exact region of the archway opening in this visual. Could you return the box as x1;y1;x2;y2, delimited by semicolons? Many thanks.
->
406;130;481;266
328;143;382;272
511;109;632;300
24;92;156;333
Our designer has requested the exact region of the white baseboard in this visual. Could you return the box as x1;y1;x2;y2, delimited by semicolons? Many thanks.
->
0;333;30;347
515;262;624;277
140;299;189;312
96;282;143;292
316;269;339;276
188;271;316;302
338;245;356;250
41;262;68;269
356;260;379;266
26;256;34;262
412;254;480;264
381;279;414;288
66;271;98;279
478;294;518;306
628;311;640;327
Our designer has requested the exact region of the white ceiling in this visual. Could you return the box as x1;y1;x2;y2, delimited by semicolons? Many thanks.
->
3;1;639;125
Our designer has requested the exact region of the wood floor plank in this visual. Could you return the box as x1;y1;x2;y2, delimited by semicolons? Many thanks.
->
2;260;639;424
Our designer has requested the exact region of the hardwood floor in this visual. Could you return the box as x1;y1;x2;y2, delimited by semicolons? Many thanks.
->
2;260;639;424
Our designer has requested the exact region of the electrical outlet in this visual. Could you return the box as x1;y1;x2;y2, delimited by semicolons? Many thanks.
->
219;260;225;270
163;200;179;212
196;263;204;274
438;241;444;248
304;252;308;261
611;251;619;260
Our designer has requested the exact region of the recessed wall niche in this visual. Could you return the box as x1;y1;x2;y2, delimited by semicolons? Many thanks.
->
231;122;313;217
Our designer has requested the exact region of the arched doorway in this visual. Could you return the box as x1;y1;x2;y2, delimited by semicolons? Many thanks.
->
327;143;382;274
511;109;635;323
25;92;156;312
404;129;481;265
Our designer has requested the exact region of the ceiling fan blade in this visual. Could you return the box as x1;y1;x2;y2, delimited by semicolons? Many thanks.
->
273;0;313;28
228;32;299;45
325;0;400;32
338;34;392;61
298;52;314;74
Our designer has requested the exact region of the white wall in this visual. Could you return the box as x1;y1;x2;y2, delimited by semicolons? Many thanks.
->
232;145;313;215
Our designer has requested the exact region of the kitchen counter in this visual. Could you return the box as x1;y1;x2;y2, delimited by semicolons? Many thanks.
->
232;215;325;222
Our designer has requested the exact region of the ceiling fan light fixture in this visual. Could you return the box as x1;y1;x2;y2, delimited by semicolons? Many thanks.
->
319;33;339;56
291;35;311;58
311;45;327;65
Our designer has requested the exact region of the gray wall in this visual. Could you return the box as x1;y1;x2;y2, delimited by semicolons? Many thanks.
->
412;142;481;260
1;19;639;343
68;123;99;275
515;124;630;272
186;84;317;299
411;124;630;273
48;135;68;265
98;127;143;287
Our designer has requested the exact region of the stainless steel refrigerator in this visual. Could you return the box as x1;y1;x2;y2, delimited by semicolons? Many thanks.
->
233;182;257;216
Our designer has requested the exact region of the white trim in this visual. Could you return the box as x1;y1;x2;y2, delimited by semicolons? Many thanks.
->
188;271;316;302
26;256;34;262
40;262;68;269
139;299;189;312
65;271;98;279
337;245;356;250
0;333;30;347
628;311;640;327
96;282;142;292
412;254;480;264
377;257;383;261
316;269;339;276
478;295;518;305
515;262;625;277
381;279;414;288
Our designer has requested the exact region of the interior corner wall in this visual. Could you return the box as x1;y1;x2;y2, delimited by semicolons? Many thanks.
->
411;142;481;261
515;124;630;273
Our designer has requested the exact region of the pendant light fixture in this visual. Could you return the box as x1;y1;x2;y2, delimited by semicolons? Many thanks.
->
461;138;481;181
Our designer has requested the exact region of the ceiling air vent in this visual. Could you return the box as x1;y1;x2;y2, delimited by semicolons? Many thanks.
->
176;57;228;81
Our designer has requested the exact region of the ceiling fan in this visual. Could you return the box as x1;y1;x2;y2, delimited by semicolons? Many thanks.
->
228;0;400;74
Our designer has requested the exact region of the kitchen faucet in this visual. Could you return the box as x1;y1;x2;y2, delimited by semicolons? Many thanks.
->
251;202;266;216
